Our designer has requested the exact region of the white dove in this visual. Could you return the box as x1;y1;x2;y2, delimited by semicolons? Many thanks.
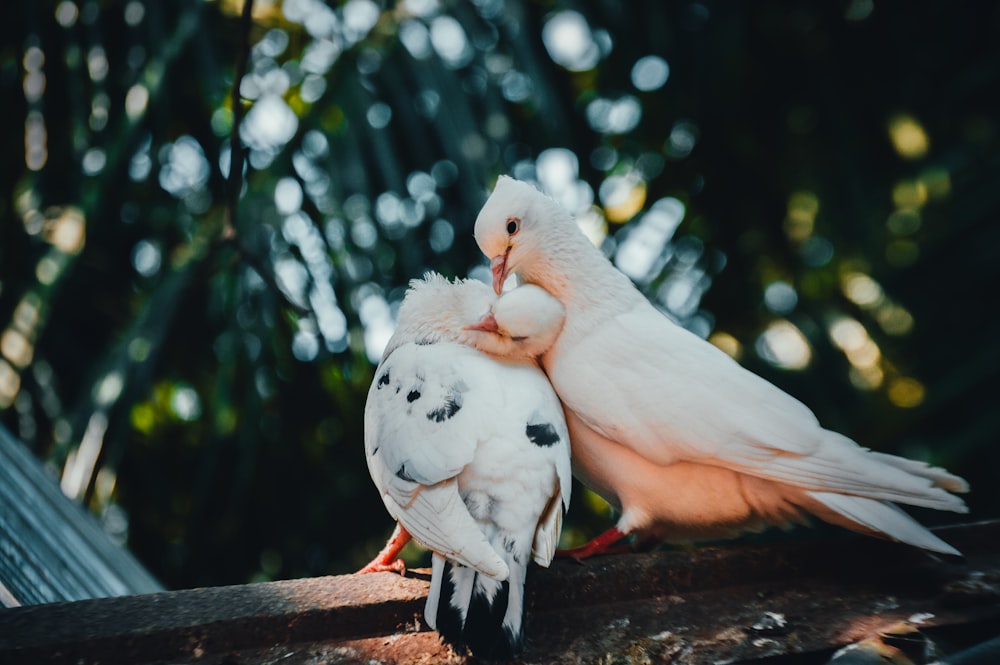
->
362;273;571;659
473;175;969;559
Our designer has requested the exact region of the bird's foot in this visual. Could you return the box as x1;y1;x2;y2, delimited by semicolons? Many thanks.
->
358;558;407;575
556;527;630;563
357;524;412;575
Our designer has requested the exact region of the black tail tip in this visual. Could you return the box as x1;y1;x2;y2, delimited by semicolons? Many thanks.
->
434;561;525;660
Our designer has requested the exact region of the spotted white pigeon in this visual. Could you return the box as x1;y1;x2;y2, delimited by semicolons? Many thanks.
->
363;273;571;659
473;175;969;558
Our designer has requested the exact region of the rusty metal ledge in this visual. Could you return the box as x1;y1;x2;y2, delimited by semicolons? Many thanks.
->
2;521;999;664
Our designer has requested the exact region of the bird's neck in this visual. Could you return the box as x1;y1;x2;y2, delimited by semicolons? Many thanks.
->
519;230;642;334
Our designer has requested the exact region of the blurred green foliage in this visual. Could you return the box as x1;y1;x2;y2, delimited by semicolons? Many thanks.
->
1;0;998;590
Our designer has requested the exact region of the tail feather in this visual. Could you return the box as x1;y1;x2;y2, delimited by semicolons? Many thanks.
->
868;452;970;493
752;433;970;513
531;489;564;566
425;553;525;659
807;491;962;556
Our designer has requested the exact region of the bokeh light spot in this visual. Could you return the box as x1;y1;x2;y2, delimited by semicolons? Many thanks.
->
784;191;819;241
841;271;884;308
342;0;381;43
124;0;144;25
542;10;600;72
95;371;124;406
292;329;320;362
875;304;914;336
844;0;874;21
1;329;33;369
275;177;304;215
159;136;209;196
756;320;811;370
599;175;646;223
55;1;79;27
430;15;472;68
170;385;202;422
241;95;299;154
666;120;698;159
631;55;670;91
399;20;432;59
25;111;47;171
132;240;161;278
615;197;684;282
800;236;834;267
587;96;642;135
892;180;928;209
764;281;798;314
82;148;107;176
849;364;884;390
829;317;868;354
429;219;454;253
366;102;392;129
888;377;925;408
709;331;743;360
125;84;150;119
888;113;930;160
0;360;22;409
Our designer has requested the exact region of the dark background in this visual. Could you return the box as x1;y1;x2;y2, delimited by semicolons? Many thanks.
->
1;0;997;590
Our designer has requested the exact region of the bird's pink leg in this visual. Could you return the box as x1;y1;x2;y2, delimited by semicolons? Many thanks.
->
556;527;630;561
357;523;412;574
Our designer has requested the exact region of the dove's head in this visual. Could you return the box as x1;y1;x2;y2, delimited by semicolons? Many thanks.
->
386;273;561;362
464;283;565;360
474;176;578;296
389;273;492;351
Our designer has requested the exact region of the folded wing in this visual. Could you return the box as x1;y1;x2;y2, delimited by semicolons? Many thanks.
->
558;302;966;513
365;342;511;578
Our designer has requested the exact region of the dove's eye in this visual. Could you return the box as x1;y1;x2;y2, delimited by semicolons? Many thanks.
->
506;218;520;235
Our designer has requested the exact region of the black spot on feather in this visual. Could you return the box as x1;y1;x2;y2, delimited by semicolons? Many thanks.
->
395;464;415;482
376;370;390;389
526;422;561;448
426;383;465;423
427;395;462;423
407;389;421;402
502;536;523;566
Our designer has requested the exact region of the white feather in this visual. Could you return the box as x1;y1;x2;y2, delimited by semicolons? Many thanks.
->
474;176;968;554
363;273;571;658
806;492;961;556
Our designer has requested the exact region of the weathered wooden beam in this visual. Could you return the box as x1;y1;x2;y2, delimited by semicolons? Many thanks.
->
2;521;999;664
0;425;162;607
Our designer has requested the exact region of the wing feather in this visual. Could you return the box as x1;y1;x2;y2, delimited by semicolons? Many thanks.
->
382;482;509;578
552;302;963;508
555;303;822;464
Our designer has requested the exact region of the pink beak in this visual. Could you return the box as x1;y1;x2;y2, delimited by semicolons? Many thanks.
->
490;252;509;295
463;312;500;334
